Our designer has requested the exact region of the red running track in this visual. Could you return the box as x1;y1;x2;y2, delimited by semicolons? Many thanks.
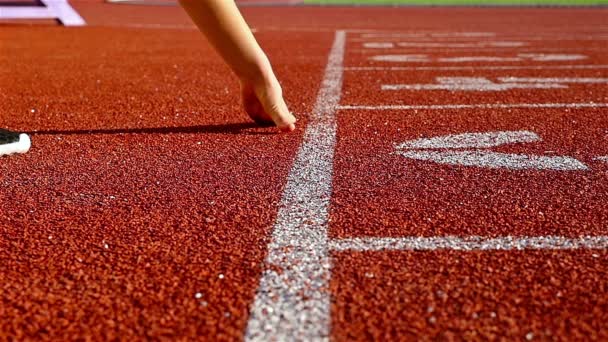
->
1;4;607;340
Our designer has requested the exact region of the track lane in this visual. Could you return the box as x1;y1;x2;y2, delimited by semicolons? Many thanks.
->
331;250;608;340
0;26;333;340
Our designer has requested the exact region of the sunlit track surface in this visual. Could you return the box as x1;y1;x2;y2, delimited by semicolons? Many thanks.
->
2;4;608;341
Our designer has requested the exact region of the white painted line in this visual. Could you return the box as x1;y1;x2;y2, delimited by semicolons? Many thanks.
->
396;131;540;150
396;150;588;171
371;54;430;62
518;53;587;61
0;6;54;20
245;30;346;342
383;77;566;92
353;48;608;54
497;77;608;84
344;65;608;71
109;23;198;30
0;0;85;26
363;42;395;49
360;32;496;38
596;156;608;163
438;56;526;62
338;102;608;111
370;54;588;64
383;77;608;92
351;36;608;42
396;41;526;48
330;236;608;252
42;0;85;26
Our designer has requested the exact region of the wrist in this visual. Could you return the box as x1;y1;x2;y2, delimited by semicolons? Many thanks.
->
238;54;276;86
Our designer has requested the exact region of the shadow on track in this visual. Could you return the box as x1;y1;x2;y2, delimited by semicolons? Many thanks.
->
27;122;276;136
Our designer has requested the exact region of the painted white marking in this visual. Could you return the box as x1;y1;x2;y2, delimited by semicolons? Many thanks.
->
361;32;496;38
497;77;608;84
397;150;588;171
0;134;30;157
351;36;608;42
439;56;522;62
371;54;430;62
345;65;608;71
330;236;608;251
383;77;565;92
396;131;540;150
518;53;587;61
361;41;525;49
363;42;395;49
245;30;346;342
338;102;608;111
0;0;85;26
396;41;526;48
395;131;587;171
111;23;197;30
596;156;608;163
431;32;497;38
370;53;587;63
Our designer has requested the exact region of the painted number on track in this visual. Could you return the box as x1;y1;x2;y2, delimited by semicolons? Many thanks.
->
395;131;588;171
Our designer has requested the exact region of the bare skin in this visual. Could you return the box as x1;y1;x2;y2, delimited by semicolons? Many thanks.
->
179;0;296;132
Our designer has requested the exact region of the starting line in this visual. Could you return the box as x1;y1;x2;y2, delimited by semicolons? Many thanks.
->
0;0;85;26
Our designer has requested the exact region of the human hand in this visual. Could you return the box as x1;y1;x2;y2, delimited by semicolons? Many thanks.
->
240;76;296;133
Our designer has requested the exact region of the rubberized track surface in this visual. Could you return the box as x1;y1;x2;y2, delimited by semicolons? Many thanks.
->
1;3;607;340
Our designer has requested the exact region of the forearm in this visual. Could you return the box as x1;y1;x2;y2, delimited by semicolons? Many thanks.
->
179;0;270;82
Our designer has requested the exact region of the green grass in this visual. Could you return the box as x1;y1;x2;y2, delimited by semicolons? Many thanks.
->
304;0;608;5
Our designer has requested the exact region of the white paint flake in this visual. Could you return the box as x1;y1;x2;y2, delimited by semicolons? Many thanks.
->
245;30;346;342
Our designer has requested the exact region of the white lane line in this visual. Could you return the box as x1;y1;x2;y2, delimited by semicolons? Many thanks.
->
360;32;497;38
497;77;608;83
382;77;566;92
344;65;608;71
330;236;608;252
338;103;608;111
350;36;608;42
245;30;346;342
